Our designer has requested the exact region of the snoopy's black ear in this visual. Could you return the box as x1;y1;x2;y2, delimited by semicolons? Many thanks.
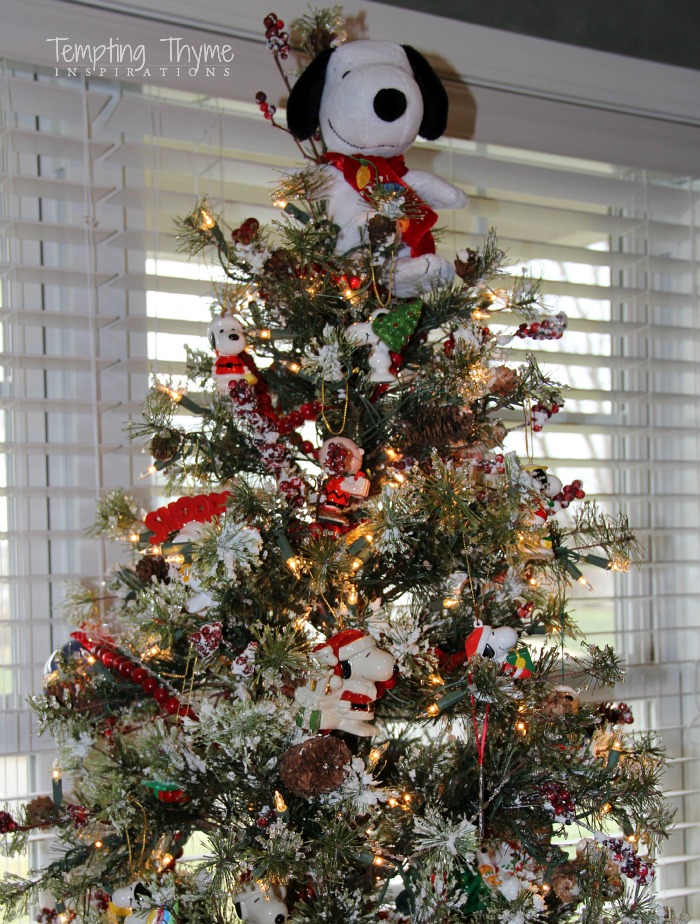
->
401;44;448;140
286;48;335;140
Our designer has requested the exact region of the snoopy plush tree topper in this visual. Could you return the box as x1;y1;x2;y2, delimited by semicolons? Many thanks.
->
287;40;468;297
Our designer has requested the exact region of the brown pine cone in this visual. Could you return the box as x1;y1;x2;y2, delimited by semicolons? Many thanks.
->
264;248;295;278
135;554;170;585
150;432;182;462
367;214;396;247
455;248;479;282
278;735;352;799
25;795;59;827
551;861;581;903
400;405;475;448
488;365;519;398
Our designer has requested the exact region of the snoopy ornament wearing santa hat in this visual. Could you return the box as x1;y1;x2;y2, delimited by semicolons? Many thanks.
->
207;314;258;394
294;629;397;737
286;40;468;297
465;621;533;680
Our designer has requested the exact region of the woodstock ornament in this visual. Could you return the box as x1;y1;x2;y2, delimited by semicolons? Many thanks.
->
346;309;395;383
295;629;397;737
207;315;258;394
232;880;288;924
316;437;371;526
286;41;468;297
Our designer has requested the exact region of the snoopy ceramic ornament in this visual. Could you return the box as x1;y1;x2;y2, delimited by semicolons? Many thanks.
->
207;315;258;394
110;882;172;924
287;41;468;297
465;622;518;666
232;881;288;924
294;629;397;736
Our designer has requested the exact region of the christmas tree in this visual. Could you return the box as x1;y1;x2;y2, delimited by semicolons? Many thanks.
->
0;10;679;924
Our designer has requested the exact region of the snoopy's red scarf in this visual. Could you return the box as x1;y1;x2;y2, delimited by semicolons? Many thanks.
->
322;152;437;258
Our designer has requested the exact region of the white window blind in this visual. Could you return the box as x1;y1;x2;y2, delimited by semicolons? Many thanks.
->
1;49;699;923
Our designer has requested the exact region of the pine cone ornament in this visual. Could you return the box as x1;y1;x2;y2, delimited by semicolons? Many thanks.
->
135;554;170;585
400;405;474;448
487;365;519;398
150;431;182;462
264;248;295;278
551;861;581;903
367;214;396;247
454;248;479;282
278;735;352;799
25;796;58;827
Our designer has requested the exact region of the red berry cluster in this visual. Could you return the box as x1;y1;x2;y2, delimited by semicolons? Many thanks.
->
516;311;567;340
66;803;91;828
324;441;352;475
540;782;575;824
0;810;18;834
279;476;306;507
602;837;654;885
37;910;75;924
516;600;535;620
551;479;585;509
473;453;506;476
36;910;58;924
190;622;223;659
598;702;634;725
232;217;260;246
531;401;563;432
255;91;277;121
92;892;110;914
263;13;290;58
256;805;277;828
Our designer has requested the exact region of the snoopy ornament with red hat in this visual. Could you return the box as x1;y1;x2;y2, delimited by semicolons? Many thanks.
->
465;622;518;666
316;437;371;527
294;629;397;737
286;40;468;297
465;621;533;680
207;314;259;394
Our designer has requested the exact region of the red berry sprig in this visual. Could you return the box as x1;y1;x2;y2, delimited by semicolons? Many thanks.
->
531;400;563;432
66;804;91;828
598;702;634;725
263;13;290;58
255;91;277;121
552;479;585;509
540;782;575;824
232;217;260;245
601;836;654;885
516;311;567;340
0;810;18;834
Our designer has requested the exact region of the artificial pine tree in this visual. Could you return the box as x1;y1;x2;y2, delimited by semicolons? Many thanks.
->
0;10;680;924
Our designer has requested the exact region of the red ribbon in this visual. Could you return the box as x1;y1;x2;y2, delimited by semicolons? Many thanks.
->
469;687;491;766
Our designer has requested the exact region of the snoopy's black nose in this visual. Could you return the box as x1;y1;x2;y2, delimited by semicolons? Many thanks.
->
373;88;407;122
